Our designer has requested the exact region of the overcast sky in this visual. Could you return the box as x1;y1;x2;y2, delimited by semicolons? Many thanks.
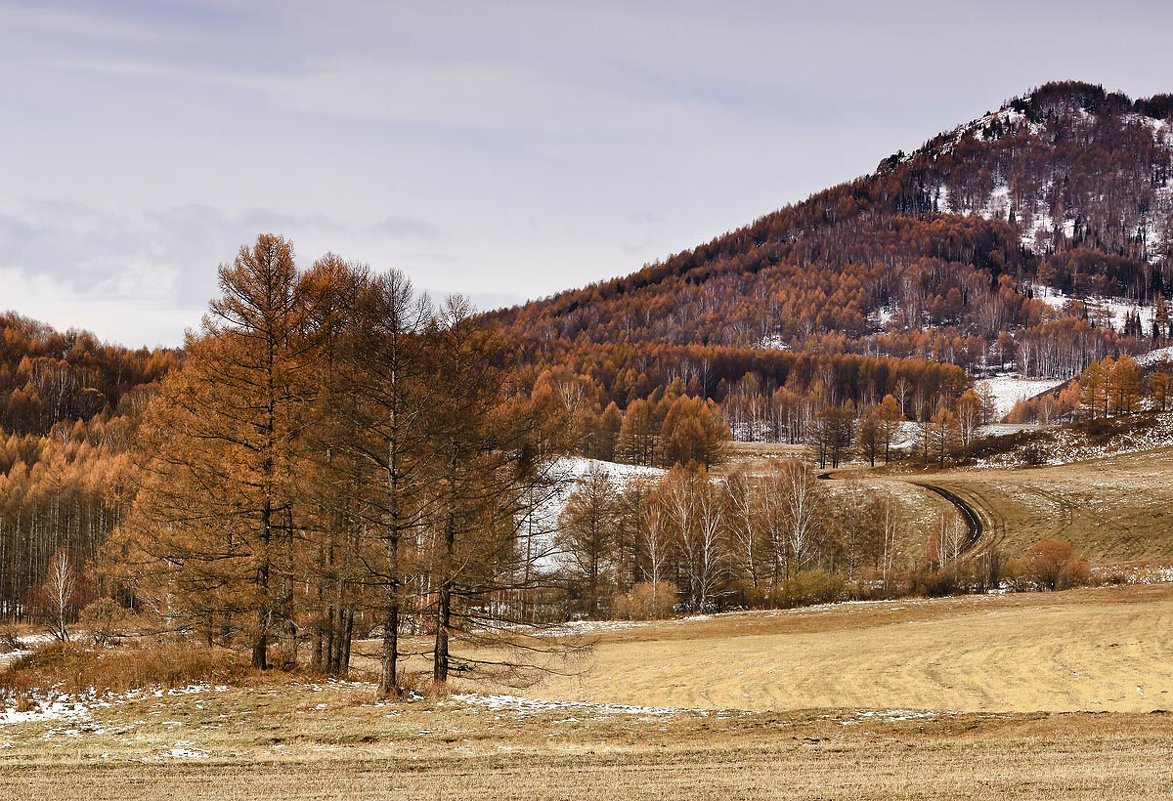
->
4;0;1173;347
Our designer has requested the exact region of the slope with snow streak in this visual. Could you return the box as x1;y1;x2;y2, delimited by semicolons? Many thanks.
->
975;374;1066;419
525;457;665;570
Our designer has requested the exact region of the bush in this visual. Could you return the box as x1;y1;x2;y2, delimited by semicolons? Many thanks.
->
1021;442;1048;466
612;582;676;620
1005;539;1091;591
0;628;21;654
787;570;847;606
79;597;136;646
908;566;963;596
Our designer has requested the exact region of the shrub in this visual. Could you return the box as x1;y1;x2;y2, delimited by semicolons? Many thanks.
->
1005;539;1091;591
1021;442;1048;466
79;597;136;646
0;628;21;654
612;582;676;620
787;570;847;606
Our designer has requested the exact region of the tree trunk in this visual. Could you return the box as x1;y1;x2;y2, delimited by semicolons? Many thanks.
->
378;595;400;697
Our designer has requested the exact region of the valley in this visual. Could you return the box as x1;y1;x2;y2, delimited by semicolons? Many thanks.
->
6;61;1173;798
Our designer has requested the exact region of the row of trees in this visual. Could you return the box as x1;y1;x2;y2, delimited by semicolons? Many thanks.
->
532;369;730;468
112;235;583;696
556;461;976;619
1007;355;1173;422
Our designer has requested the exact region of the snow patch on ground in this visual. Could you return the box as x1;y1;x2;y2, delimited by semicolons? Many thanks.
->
1137;346;1173;367
870;306;896;329
0;683;231;729
976;373;1067;419
1093;564;1173;585
975;411;1173;468
1032;285;1155;334
833;708;953;725
538;457;663;526
155;743;209;760
523;457;665;570
450;693;708;718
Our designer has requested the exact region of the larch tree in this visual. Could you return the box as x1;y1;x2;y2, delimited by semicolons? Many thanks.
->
121;234;309;670
322;262;435;696
556;465;617;618
423;297;572;687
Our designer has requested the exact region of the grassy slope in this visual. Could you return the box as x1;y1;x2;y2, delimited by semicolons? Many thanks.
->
926;447;1173;564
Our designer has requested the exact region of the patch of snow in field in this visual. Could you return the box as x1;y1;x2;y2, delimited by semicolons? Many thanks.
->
978;423;1047;437
534;619;647;637
975;373;1067;419
0;683;230;729
156;742;209;760
0;697;89;726
835;709;952;725
0;634;56;670
975;411;1173;468
450;694;706;718
1092;564;1173;585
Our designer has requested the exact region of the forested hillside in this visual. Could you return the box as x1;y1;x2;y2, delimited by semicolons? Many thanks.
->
493;82;1173;440
8;82;1173;685
0;314;175;617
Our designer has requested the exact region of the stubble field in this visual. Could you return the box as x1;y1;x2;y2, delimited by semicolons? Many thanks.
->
3;584;1173;799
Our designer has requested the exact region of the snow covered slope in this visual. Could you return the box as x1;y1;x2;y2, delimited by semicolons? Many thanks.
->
976;373;1067;419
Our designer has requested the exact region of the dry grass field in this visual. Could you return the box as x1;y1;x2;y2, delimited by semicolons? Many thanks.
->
514;583;1173;713
8;447;1173;799
4;706;1173;800
804;443;1173;567
3;584;1173;799
922;446;1173;563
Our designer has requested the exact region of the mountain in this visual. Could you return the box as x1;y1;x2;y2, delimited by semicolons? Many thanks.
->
493;81;1173;418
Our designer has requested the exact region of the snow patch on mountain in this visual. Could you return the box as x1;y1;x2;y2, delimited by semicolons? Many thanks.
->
1031;285;1155;333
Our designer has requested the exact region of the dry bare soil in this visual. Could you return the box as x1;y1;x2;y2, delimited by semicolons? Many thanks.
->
5;584;1173;800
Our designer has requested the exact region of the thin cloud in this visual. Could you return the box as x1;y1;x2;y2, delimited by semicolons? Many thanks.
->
370;215;440;241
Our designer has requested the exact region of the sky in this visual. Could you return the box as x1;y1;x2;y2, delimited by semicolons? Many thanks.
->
4;0;1173;348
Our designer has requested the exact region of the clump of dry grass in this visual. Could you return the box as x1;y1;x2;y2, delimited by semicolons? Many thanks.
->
0;640;250;697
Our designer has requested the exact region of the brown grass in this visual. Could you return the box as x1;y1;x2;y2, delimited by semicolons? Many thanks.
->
0;683;1170;800
922;446;1173;563
2;588;1173;798
0;640;250;697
